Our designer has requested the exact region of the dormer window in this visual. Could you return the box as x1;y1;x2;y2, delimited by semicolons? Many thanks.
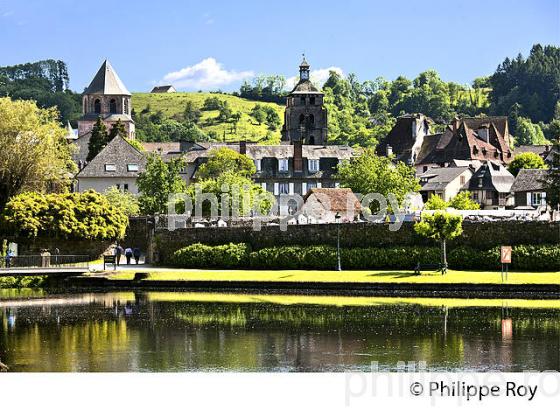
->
127;164;139;172
308;159;320;172
278;159;289;172
105;164;116;172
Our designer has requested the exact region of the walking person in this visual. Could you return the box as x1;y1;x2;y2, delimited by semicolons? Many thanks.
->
115;244;124;266
133;247;141;265
125;246;133;265
4;249;13;268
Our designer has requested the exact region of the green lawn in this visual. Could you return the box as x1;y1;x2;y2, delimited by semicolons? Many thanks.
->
103;269;560;285
132;92;284;143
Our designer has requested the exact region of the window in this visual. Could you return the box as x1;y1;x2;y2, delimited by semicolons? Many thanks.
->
105;164;116;172
310;96;316;105
307;181;317;190
308;114;314;125
460;175;466;185
124;99;129;115
472;192;479;201
279;183;289;195
278;158;289;172
109;99;117;113
127;164;139;172
254;159;262;172
308;159;320;172
94;99;101;114
300;96;306;105
299;114;305;124
308;135;315;144
531;192;543;207
478;177;483;188
123;184;129;192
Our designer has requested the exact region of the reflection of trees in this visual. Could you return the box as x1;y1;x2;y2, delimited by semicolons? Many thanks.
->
0;297;559;372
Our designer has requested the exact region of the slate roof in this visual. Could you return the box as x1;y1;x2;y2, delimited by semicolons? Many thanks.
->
291;79;321;94
416;116;513;166
510;169;549;192
304;188;361;212
85;60;131;95
376;114;432;163
77;136;146;178
514;145;553;157
467;161;514;193
419;167;472;191
151;85;176;93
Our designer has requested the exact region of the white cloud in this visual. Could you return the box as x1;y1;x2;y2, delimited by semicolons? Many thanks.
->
162;58;254;90
286;66;344;89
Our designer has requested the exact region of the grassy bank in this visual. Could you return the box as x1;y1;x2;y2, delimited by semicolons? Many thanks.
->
102;269;560;285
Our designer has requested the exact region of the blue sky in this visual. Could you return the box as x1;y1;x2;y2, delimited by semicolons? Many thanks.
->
0;0;558;92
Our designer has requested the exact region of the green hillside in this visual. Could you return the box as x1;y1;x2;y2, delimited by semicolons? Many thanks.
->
132;92;285;143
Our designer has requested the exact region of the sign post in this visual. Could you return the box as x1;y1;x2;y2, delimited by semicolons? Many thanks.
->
500;246;512;282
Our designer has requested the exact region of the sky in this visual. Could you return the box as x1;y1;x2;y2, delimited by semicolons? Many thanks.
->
0;0;559;93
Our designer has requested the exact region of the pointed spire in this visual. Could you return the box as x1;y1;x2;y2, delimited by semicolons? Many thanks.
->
84;60;131;95
300;53;309;68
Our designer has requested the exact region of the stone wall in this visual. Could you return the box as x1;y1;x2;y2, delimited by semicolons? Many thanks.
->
153;221;560;262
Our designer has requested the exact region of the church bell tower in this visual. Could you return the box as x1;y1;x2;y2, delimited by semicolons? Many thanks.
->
281;56;327;145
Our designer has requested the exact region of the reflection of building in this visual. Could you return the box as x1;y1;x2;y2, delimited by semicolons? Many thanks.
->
281;56;328;145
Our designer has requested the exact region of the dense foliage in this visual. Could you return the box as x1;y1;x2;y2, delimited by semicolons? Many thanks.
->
137;155;187;215
168;243;559;271
424;192;480;210
0;97;76;210
337;148;419;210
507;152;547;176
0;191;128;240
103;186;140;216
0;60;81;123
543;139;560;210
197;147;256;179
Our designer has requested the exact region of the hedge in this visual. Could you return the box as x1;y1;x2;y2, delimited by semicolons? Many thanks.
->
168;243;560;271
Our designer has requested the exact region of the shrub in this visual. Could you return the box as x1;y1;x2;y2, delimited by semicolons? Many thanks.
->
169;243;250;269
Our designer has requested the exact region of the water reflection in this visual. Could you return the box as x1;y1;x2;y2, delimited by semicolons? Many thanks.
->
0;290;559;372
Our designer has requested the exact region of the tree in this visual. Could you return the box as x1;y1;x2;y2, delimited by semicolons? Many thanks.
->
514;117;549;146
0;191;128;240
543;138;560;210
414;211;463;274
197;147;256;179
87;117;109;161
137;155;187;215
424;195;448;210
265;108;281;130
508;152;547;176
448;191;480;210
184;101;201;124
0;97;75;210
108;119;127;140
103;186;140;216
251;104;267;125
337;148;420;211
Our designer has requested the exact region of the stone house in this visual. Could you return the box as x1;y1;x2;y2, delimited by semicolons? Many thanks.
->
465;161;515;209
418;166;473;202
510;168;549;209
76;136;147;194
151;85;176;93
143;140;355;197
301;188;361;223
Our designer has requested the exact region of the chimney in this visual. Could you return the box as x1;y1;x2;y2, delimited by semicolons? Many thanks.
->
293;140;303;173
386;144;393;157
452;117;459;133
239;140;247;155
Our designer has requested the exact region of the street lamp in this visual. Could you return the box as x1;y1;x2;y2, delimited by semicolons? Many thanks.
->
335;212;342;271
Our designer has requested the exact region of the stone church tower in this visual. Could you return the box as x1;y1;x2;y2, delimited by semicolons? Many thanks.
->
281;56;327;145
78;60;135;139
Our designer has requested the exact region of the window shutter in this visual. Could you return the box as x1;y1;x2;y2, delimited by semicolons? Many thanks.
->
261;182;267;191
302;182;307;195
526;193;531;206
317;182;322;188
289;183;294;194
274;183;279;195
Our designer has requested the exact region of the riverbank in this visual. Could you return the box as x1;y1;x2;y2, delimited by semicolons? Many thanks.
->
63;268;560;299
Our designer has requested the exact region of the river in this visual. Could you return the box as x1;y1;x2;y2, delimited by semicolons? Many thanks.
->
1;290;559;372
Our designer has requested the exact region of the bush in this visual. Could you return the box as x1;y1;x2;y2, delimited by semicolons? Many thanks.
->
169;243;250;269
168;243;560;271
